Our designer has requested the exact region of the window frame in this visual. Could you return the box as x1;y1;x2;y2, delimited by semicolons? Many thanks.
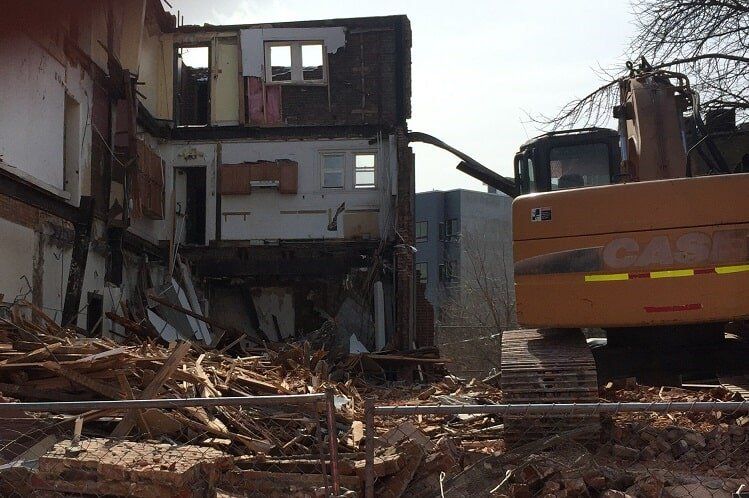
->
354;152;377;189
445;218;459;238
415;221;428;243
264;40;327;85
321;152;345;189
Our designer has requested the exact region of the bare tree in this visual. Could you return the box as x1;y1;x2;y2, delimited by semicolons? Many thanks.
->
537;0;749;130
437;229;516;378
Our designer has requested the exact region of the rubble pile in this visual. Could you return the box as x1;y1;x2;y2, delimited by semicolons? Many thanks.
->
363;383;748;497
0;301;746;496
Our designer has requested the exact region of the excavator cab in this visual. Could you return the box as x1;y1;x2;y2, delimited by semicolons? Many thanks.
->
513;128;621;194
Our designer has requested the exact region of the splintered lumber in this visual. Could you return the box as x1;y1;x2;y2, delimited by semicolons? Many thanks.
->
110;341;192;437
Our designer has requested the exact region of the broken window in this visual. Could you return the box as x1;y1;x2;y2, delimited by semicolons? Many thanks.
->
322;154;344;188
265;41;326;84
415;221;428;242
355;153;376;189
175;45;210;126
416;262;428;283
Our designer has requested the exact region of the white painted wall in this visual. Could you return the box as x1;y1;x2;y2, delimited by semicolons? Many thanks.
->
130;140;218;246
220;137;394;240
0;219;37;303
0;33;92;202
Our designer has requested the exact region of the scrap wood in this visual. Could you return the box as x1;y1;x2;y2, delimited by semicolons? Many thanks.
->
110;341;192;437
374;441;424;498
171;411;274;453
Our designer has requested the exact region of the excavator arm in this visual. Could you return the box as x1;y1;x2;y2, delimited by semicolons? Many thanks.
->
406;132;518;197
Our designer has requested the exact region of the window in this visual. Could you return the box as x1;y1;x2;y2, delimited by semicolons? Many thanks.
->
549;143;610;190
265;41;326;84
415;262;428;283
302;44;324;81
322;154;344;188
439;261;457;282
269;45;292;82
445;219;459;238
415;221;428;242
355;153;376;188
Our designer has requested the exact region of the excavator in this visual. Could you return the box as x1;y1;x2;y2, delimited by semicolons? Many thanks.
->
409;62;749;440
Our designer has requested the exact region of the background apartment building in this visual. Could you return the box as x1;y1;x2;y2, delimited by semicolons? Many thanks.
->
414;188;514;373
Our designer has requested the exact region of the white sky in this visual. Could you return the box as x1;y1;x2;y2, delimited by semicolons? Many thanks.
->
168;0;635;193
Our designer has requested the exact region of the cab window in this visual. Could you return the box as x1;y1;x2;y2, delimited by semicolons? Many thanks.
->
549;143;610;190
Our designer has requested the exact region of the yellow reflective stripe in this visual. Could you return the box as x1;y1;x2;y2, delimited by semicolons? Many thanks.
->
650;269;695;279
715;264;749;274
584;273;629;282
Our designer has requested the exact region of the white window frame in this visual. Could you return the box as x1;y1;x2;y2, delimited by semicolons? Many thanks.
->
264;40;327;85
354;152;377;189
321;152;345;189
319;150;378;190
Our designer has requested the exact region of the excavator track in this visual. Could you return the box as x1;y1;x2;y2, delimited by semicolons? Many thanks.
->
501;328;599;445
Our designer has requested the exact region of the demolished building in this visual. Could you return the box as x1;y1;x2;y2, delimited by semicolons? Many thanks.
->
0;1;418;352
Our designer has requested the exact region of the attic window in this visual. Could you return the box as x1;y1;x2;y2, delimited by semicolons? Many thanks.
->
269;45;291;82
265;41;326;84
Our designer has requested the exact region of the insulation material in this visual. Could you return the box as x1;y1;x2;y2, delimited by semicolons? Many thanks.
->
239;27;346;77
245;77;282;125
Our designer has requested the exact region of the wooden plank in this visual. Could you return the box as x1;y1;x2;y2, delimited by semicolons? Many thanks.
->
110;341;192;437
42;362;123;399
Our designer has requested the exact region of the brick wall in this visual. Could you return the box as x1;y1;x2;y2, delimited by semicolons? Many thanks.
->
273;16;411;128
414;281;434;347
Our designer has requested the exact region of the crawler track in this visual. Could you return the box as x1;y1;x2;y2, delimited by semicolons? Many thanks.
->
501;328;599;445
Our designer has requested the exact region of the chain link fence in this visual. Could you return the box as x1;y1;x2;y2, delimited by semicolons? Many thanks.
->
0;393;341;497
364;401;749;497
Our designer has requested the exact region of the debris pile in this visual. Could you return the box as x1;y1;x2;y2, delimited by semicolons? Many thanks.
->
363;383;749;497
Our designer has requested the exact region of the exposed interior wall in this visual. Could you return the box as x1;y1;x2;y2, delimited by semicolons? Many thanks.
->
219;137;393;240
137;14;168;118
130;140;218;245
0;32;91;198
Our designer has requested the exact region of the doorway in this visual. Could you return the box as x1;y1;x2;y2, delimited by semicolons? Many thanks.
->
175;45;210;126
174;167;207;245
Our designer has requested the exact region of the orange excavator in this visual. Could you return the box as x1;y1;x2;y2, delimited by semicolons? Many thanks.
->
410;62;749;438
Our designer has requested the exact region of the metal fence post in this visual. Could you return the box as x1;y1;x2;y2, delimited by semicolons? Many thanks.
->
364;398;375;498
325;389;341;495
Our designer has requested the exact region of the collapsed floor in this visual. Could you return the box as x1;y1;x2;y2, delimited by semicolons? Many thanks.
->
0;303;745;497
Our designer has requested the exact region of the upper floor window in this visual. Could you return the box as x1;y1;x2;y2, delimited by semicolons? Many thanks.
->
322;154;345;188
265;41;326;84
415;221;428;242
355;153;376;189
445;218;459;238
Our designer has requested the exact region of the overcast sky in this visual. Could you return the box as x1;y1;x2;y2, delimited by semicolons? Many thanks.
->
169;0;635;193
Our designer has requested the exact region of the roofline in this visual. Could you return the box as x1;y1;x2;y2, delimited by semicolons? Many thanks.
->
175;14;410;34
